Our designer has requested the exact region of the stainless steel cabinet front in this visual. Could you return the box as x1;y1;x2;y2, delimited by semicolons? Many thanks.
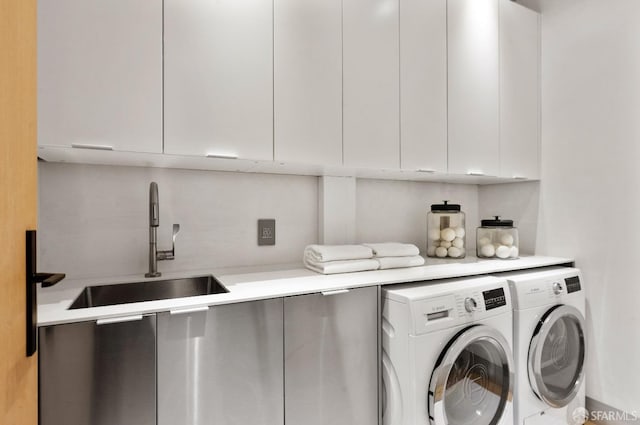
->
284;286;380;425
157;299;284;425
39;315;157;425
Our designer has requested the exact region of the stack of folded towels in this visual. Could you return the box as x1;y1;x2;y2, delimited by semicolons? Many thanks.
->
303;242;425;275
364;242;425;270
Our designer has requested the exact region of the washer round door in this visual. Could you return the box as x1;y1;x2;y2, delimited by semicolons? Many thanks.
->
428;325;514;425
528;304;586;408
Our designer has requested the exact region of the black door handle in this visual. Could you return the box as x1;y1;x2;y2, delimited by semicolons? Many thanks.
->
33;272;66;288
26;230;65;357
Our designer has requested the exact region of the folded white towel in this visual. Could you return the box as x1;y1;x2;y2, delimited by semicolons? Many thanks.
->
363;242;420;258
304;258;380;275
304;244;374;263
376;255;425;270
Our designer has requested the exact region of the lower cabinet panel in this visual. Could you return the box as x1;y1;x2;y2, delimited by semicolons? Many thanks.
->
284;286;379;425
39;316;157;425
157;299;284;425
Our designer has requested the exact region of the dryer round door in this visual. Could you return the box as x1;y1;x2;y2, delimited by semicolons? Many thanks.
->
428;325;514;425
528;304;586;408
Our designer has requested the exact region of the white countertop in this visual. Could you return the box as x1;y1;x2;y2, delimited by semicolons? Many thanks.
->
37;255;572;326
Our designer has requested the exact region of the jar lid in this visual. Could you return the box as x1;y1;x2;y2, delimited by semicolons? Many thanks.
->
430;200;461;212
481;216;515;227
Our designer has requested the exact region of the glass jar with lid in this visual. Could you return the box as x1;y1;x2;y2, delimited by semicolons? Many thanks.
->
476;216;519;259
427;201;466;259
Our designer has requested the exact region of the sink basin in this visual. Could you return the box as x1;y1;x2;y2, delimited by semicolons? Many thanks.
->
68;275;228;310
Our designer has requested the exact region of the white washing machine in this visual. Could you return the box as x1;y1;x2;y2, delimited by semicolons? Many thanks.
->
382;276;514;425
498;267;586;425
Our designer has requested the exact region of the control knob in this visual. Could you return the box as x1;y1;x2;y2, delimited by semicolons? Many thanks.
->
552;282;563;295
464;297;478;313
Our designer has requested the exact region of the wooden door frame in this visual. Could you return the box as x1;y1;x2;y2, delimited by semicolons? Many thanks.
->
0;0;39;424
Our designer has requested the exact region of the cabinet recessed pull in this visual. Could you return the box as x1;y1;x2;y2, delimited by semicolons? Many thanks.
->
513;175;527;180
169;306;210;315
466;171;486;176
206;153;238;160
71;143;114;151
321;289;350;297
417;168;436;173
97;315;143;325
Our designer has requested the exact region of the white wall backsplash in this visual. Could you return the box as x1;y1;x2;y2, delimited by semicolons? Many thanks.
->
38;162;319;279
39;163;483;279
479;181;540;255
356;179;479;254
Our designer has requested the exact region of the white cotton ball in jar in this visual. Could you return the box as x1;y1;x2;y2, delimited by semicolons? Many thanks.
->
495;245;511;259
478;237;491;247
428;228;441;241
435;246;448;258
509;246;519;258
427;246;437;257
500;233;514;247
455;227;465;238
480;244;496;258
440;240;452;248
452;237;464;249
441;228;456;242
448;247;462;258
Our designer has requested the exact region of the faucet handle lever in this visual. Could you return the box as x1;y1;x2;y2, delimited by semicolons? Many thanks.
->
158;223;180;261
172;224;180;243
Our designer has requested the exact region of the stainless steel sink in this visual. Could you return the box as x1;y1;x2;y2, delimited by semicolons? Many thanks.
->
68;275;228;309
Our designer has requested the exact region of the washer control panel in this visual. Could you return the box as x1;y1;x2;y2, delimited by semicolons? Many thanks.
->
552;281;563;295
565;275;582;293
383;276;512;335
452;287;507;316
483;287;507;310
506;269;583;310
464;297;478;313
454;291;483;316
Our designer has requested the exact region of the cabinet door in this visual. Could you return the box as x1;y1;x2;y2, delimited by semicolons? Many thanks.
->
157;300;284;425
447;0;500;176
284;287;379;425
274;0;342;166
400;0;447;172
37;0;162;153
343;0;400;169
39;316;157;425
164;0;273;160
499;0;540;180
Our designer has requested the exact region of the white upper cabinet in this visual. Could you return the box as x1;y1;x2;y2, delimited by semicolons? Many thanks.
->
447;0;500;176
343;0;400;169
274;0;342;166
164;0;273;161
400;0;448;172
38;0;162;153
499;0;540;180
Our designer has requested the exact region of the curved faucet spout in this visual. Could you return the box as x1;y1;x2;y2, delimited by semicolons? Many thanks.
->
145;182;179;278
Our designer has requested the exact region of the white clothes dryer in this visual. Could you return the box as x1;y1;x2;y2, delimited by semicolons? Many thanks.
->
498;267;586;425
382;276;514;425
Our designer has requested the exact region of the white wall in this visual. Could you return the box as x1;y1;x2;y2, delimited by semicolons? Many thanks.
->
486;0;640;413
356;179;479;254
39;163;481;279
38;162;319;278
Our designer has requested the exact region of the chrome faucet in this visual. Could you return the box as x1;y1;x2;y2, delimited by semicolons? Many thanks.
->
145;182;180;278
